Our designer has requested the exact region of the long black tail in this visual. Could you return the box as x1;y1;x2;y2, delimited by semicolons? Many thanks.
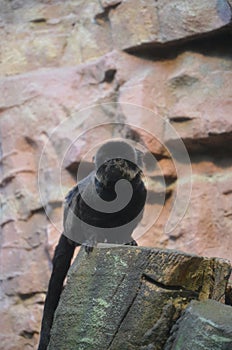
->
37;234;77;350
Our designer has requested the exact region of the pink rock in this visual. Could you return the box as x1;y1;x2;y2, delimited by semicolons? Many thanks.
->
109;0;231;49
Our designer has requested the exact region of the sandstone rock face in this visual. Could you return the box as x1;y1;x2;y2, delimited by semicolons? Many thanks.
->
0;0;231;74
109;0;232;49
0;0;232;349
48;246;231;350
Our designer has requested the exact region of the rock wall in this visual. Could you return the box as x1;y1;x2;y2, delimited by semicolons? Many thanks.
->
0;1;232;349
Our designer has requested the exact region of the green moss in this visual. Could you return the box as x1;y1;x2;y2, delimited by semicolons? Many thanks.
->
93;298;110;308
90;298;110;327
79;337;95;345
113;254;128;268
211;334;231;343
174;333;184;348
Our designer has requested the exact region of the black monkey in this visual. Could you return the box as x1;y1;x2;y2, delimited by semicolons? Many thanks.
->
38;140;147;350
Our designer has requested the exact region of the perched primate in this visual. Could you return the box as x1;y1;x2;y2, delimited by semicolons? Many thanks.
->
38;140;147;350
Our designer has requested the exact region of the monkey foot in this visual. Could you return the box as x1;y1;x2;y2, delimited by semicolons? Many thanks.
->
82;239;97;254
83;244;94;254
125;239;138;246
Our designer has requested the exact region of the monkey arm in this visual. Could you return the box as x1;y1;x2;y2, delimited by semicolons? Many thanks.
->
38;234;78;350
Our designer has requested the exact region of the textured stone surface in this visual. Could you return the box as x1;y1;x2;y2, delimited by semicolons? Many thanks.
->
165;299;232;350
109;0;232;50
0;0;231;75
0;1;232;349
48;246;231;350
1;298;44;350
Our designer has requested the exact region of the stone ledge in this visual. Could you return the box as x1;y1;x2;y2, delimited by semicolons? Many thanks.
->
48;246;231;350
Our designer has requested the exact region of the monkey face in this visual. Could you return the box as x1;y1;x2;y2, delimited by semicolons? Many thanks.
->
96;158;141;186
94;140;143;186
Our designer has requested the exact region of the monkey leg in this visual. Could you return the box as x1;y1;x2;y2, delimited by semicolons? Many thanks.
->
38;234;78;350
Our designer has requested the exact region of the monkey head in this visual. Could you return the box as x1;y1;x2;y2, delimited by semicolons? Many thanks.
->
94;140;142;186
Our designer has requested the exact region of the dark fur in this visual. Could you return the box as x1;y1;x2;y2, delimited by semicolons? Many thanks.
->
38;141;147;350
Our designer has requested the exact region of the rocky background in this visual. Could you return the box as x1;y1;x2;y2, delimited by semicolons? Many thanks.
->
0;1;232;349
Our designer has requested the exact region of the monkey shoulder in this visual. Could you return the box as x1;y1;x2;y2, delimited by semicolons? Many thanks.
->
63;172;93;223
